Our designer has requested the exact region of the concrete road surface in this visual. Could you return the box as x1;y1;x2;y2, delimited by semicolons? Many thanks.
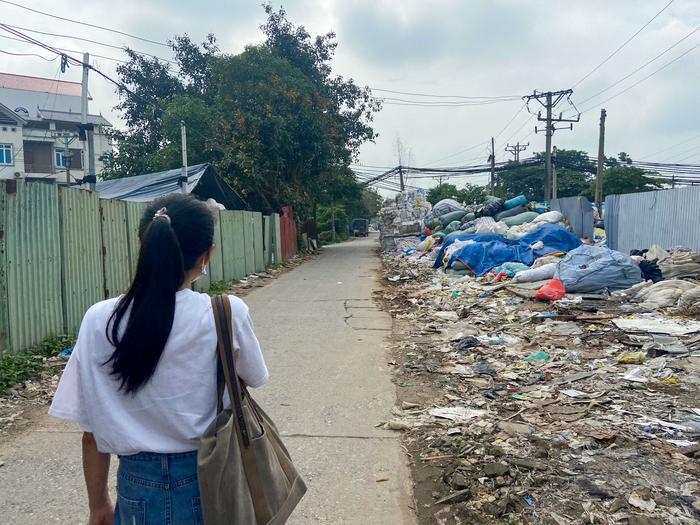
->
0;236;416;525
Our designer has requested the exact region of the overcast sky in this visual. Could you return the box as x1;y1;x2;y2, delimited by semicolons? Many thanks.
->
1;0;699;189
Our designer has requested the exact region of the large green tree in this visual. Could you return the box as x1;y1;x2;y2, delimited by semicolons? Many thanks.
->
427;183;487;206
495;150;595;201
102;6;380;223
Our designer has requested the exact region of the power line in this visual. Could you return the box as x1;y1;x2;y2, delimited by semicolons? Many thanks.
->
578;39;700;114
0;34;128;63
0;47;57;61
572;0;675;88
576;25;700;108
0;0;170;47
1;23;177;64
640;132;700;160
369;87;520;100
376;98;517;108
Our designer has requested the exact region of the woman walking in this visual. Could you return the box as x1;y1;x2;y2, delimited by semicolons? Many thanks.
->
49;194;269;525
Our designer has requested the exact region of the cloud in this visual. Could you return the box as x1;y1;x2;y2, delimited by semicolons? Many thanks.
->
0;0;696;186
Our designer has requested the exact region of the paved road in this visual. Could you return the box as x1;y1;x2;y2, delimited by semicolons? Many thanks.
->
0;236;416;525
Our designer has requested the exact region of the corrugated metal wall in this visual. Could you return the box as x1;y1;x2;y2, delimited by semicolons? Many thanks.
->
605;187;700;254
0;181;284;353
551;196;594;240
263;216;271;267
1;181;63;351
100;199;132;299
253;212;264;272
272;213;282;264
243;211;256;276
220;210;246;281
125;201;146;279
0;183;9;350
280;206;297;260
58;187;103;333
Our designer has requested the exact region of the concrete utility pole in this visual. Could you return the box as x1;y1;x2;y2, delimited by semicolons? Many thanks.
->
551;146;558;200
505;142;529;162
180;121;188;193
79;52;97;191
522;89;580;201
489;137;496;194
595;108;607;216
398;165;405;191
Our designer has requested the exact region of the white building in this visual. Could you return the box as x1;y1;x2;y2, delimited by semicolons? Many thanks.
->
0;72;112;184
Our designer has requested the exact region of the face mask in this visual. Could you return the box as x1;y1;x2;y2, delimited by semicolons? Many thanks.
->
192;263;207;283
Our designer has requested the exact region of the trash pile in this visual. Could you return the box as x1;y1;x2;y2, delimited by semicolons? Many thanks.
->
378;189;432;251
377;197;700;524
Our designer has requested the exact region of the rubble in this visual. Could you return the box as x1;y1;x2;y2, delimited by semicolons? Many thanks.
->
377;193;700;524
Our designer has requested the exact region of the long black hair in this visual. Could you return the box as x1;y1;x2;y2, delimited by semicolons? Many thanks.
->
106;193;215;394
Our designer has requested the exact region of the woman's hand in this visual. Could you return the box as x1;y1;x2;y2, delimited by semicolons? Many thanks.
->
88;502;114;525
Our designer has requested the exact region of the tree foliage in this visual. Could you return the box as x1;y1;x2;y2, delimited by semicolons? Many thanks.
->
493;150;663;201
102;6;380;222
427;183;487;206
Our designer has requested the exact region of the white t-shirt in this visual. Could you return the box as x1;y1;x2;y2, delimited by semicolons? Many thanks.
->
49;289;269;456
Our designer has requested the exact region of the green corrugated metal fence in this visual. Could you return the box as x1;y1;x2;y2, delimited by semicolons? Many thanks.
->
242;211;256;276
0;182;285;353
100;199;131;299
208;209;224;283
263;216;271;267
58;187;103;333
0;181;63;351
272;213;282;265
125;201;146;279
253;213;264;272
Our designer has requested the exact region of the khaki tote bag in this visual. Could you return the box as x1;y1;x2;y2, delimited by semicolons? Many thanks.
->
198;295;306;524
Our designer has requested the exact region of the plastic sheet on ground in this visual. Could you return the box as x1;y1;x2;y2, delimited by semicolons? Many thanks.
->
613;316;700;336
555;245;642;293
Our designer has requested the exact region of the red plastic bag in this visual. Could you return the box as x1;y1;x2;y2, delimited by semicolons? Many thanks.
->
535;278;565;302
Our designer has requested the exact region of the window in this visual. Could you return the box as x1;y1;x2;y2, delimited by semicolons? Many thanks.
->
0;144;13;165
55;150;68;168
55;149;84;169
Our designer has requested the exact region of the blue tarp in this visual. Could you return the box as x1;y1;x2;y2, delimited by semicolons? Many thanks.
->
434;224;582;276
555;245;641;292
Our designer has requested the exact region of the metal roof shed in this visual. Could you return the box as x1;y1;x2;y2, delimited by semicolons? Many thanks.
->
95;163;245;210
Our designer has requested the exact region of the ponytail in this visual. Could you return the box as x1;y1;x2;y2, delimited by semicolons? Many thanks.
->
106;194;214;394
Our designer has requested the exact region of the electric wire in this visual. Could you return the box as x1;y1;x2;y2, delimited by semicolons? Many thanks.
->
577;40;700;114
572;0;675;88
0;0;170;47
0;47;57;60
1;23;177;64
576;25;700;108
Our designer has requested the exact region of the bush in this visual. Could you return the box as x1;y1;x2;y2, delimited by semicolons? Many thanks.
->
0;335;75;396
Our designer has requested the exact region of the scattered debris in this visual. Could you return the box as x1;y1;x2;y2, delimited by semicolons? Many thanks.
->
377;201;700;523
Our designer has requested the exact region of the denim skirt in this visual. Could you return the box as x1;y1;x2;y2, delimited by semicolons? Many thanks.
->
114;451;202;525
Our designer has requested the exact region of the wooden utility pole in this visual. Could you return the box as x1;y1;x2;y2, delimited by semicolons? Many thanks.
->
489;137;496;194
595;109;607;215
398;166;405;191
180;121;188;193
505;142;529;162
523;89;580;201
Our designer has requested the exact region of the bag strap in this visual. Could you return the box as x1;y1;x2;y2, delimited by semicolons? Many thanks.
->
211;294;251;448
212;295;273;524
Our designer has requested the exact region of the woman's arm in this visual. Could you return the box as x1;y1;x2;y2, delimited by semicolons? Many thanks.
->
82;432;114;525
